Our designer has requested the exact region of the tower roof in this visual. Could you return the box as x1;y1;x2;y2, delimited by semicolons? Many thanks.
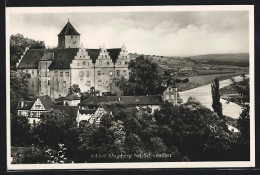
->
58;21;80;36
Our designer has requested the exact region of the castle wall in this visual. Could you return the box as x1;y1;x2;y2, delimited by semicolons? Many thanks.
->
21;69;39;96
65;35;80;48
49;69;71;99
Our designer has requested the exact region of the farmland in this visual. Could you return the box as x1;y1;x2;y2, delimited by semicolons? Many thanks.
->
130;53;249;92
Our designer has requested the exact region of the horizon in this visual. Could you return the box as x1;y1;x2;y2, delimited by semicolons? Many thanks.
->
8;8;250;56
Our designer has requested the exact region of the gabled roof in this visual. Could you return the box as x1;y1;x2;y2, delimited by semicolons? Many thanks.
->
107;49;121;63
51;105;79;119
16;49;45;69
48;48;79;69
78;96;163;106
17;101;34;110
79;109;97;115
16;48;123;70
64;94;80;101
38;95;54;110
58;21;80;36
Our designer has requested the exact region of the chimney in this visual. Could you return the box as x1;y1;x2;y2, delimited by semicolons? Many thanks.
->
21;100;24;108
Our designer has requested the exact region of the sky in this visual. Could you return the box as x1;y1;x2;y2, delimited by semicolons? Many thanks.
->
8;10;250;56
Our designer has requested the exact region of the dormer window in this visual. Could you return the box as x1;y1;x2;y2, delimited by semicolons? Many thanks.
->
107;61;109;65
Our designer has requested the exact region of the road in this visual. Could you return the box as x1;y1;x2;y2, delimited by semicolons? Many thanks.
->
179;75;247;119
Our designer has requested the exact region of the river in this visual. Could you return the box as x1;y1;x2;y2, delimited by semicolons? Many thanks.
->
179;75;248;119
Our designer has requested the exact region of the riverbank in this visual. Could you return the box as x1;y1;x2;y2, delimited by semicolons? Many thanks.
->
179;75;248;119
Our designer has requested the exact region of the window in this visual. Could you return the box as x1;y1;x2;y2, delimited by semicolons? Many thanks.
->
79;71;84;77
48;80;50;86
71;36;73;38
98;80;102;86
110;71;113;76
60;72;63;77
105;55;107;58
77;63;79;66
118;61;121;65
26;70;29;74
86;71;90;77
32;70;34;75
125;61;128;65
32;81;34;87
107;61;109;65
56;82;59;90
63;81;66;88
86;81;91;86
37;70;39;75
83;61;86;65
123;70;127;75
55;71;58;76
98;71;101;76
87;62;89;66
101;55;103;58
99;61;102;66
66;72;69;77
117;70;120;77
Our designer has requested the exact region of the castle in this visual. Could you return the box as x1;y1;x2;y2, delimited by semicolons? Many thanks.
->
16;21;130;99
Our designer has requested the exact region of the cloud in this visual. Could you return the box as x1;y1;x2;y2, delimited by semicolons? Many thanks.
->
8;11;249;56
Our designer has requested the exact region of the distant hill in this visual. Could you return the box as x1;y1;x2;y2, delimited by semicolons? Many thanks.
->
189;53;249;67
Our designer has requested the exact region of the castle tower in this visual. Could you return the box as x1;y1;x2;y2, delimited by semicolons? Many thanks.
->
58;20;80;48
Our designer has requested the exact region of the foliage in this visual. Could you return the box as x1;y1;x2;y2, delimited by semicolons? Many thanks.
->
211;78;223;119
12;145;44;164
116;56;163;95
10;70;31;114
154;101;241;161
80;86;100;101
10;33;45;68
34;109;79;159
230;74;250;159
11;115;32;146
68;84;81;95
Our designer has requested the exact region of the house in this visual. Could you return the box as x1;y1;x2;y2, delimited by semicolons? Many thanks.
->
59;94;81;106
17;95;54;124
16;20;131;100
77;95;165;124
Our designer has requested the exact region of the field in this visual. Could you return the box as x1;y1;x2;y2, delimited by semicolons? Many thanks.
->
175;69;248;92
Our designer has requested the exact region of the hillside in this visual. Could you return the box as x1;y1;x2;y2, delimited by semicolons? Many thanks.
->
189;53;249;67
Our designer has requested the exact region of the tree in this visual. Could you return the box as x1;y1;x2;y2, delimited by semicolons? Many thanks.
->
230;75;250;160
154;101;238;161
211;78;223;119
116;56;162;95
68;84;81;95
35;109;79;159
11;114;32;146
10;70;31;114
12;144;45;164
80;86;100;101
10;33;45;68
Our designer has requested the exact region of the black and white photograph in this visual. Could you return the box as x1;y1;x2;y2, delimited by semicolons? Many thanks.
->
5;5;255;169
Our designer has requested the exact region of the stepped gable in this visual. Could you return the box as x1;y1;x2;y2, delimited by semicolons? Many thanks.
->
17;47;123;70
58;21;80;36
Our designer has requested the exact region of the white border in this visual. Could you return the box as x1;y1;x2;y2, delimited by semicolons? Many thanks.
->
6;5;255;170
